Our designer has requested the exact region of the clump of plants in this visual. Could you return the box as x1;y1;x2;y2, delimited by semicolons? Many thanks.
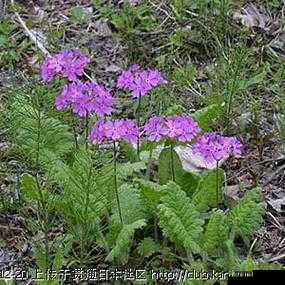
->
8;47;280;284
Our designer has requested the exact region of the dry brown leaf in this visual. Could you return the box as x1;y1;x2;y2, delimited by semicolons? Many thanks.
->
268;198;285;213
233;4;281;36
224;185;240;201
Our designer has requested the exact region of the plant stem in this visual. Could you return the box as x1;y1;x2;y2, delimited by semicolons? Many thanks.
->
70;109;78;149
85;113;89;150
154;217;158;242
0;196;11;236
135;95;142;157
35;104;50;271
186;249;194;263
79;161;93;265
225;48;246;133
170;144;175;181
145;149;153;179
216;160;219;206
113;141;123;225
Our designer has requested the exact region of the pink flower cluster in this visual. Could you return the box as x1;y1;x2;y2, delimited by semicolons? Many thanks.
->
143;114;200;143
117;64;167;98
55;81;113;117
192;132;243;164
88;119;139;144
41;49;90;82
41;50;244;162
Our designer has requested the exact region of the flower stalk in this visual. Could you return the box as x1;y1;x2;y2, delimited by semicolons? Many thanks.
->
135;95;142;157
216;160;219;206
85;114;89;150
170;144;176;182
113;141;123;225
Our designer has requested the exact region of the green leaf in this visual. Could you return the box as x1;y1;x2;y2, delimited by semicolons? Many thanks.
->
35;248;47;271
134;179;163;205
227;187;265;238
106;219;146;263
191;104;222;131
112;183;149;226
157;182;204;253
119;141;139;162
158;147;200;196
10;95;73;163
192;168;225;212
0;35;8;47
137;238;162;258
70;6;91;23
203;210;229;257
117;161;147;178
239;65;269;91
53;250;63;272
20;173;38;201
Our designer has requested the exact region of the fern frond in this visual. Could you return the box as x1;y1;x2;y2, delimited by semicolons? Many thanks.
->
217;239;241;271
105;219;146;263
9;94;73;163
157;182;204;253
39;149;70;184
117;161;147;178
203;210;229;257
227;187;264;238
107;183;150;246
137;237;162;258
113;183;149;224
134;178;164;216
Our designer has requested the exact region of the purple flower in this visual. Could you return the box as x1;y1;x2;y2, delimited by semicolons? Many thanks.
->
143;114;200;143
60;49;90;81
117;65;167;98
55;81;114;117
192;132;243;164
41;49;90;82
143;116;168;142
88;119;139;144
41;56;63;82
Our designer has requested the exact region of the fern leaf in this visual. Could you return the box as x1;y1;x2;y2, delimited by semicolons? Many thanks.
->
203;210;229;257
107;183;150;246
113;183;150;225
117;161;147;178
137;237;162;258
106;219;146;263
9;95;73;162
157;182;204;253
134;178;164;207
227;187;265;238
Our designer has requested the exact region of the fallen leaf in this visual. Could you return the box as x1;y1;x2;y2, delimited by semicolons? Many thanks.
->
224;185;240;201
93;19;112;37
267;198;285;213
175;145;227;173
233;4;281;36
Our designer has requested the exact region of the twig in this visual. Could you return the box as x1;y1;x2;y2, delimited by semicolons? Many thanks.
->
0;224;24;231
10;0;50;56
247;237;258;258
269;253;285;262
267;211;282;229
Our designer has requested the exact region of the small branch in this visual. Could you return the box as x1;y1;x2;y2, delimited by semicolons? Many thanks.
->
10;0;50;56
